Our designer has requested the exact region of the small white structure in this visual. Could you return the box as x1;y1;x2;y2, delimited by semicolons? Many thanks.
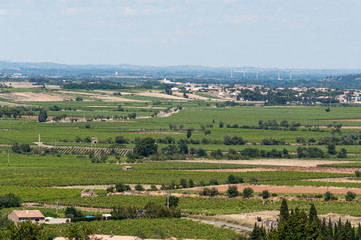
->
122;166;133;170
45;217;71;224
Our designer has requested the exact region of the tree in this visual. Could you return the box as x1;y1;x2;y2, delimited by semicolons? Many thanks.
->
115;182;131;192
355;170;361;178
0;193;22;209
84;124;91;128
186;129;192;139
11;142;22;154
327;143;336;155
167;196;179;208
135;184;145;191
115;135;129;144
280;198;289;222
227;186;239;198
65;223;95;240
243;187;254;198
133;137;158;157
309;203;318;223
227;174;243;184
180;179;188;188
65;207;83;219
188;179;194;188
262;190;270;199
337;148;347;158
324;191;333;201
38;110;47;122
7;220;48;240
178;140;188;154
345;191;356;201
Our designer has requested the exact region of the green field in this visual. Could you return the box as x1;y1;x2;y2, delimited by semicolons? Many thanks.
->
2;87;361;238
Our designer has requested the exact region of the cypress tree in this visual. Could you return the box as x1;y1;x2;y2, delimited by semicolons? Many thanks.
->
280;198;289;223
309;203;318;223
357;223;361;240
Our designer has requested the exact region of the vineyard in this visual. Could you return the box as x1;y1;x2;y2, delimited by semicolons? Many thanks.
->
3;87;361;238
43;193;361;216
45;218;240;240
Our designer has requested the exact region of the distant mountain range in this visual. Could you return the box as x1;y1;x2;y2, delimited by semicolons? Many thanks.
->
1;60;361;74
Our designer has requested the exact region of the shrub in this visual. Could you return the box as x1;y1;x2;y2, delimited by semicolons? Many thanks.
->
262;190;270;199
227;174;244;184
243;188;254;198
209;179;219;185
135;184;145;191
200;187;219;197
324;191;337;201
227;186;239;198
345;191;356;201
115;183;131;192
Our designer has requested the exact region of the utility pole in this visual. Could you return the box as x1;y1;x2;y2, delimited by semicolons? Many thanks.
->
56;201;59;217
166;190;170;208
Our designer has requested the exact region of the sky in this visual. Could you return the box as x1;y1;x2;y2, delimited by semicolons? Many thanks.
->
0;0;360;68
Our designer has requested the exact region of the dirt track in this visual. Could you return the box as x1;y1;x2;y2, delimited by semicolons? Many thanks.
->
190;184;361;194
187;166;361;174
180;159;352;167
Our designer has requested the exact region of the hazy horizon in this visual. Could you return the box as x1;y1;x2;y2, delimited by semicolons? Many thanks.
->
0;0;360;69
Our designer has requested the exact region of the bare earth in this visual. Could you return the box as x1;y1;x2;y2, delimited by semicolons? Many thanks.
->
187;166;361;174
0;92;71;102
95;95;143;102
137;91;187;100
190;184;361;194
179;159;352;167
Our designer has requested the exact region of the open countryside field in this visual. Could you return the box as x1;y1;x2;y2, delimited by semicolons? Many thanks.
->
3;84;361;238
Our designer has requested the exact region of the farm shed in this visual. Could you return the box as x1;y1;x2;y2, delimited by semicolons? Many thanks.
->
8;210;45;224
81;189;97;197
122;166;133;170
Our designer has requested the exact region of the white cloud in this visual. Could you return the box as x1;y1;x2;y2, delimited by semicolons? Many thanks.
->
62;7;89;15
0;9;7;15
123;6;137;16
222;14;259;24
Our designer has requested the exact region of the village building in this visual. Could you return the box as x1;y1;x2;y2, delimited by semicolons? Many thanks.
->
8;210;45;224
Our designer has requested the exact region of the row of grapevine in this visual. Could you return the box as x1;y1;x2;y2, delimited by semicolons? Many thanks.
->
14;146;131;156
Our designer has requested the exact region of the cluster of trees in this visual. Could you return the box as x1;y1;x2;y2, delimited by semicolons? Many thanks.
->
237;87;340;106
297;147;327;158
227;186;254;198
0;193;21;209
241;148;289;158
111;201;181;220
250;199;361;240
0;106;35;118
11;142;31;154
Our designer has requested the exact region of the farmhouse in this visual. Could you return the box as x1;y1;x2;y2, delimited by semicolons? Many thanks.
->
8;210;45;224
81;189;97;197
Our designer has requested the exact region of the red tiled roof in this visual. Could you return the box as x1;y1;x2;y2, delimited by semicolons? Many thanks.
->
12;210;45;218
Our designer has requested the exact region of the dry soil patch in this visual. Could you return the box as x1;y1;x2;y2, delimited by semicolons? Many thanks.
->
0;92;70;102
191;184;361;194
179;159;351;167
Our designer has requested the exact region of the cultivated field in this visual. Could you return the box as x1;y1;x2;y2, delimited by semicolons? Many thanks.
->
2;83;361;238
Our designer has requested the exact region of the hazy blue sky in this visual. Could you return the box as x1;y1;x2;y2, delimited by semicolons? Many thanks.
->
0;0;360;68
